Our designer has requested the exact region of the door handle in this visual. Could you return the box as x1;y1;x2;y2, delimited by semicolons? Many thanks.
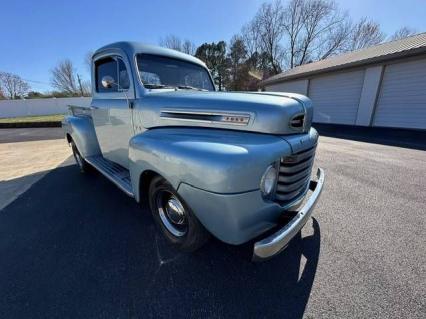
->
90;106;99;110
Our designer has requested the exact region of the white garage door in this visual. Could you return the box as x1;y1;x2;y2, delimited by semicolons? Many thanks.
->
265;80;308;95
309;70;365;124
373;59;426;129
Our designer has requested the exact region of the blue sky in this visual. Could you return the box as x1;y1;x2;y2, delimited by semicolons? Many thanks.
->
1;0;425;92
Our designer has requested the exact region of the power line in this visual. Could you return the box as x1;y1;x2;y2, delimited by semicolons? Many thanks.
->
22;78;51;85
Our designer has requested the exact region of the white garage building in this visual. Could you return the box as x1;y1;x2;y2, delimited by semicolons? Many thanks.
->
261;33;426;130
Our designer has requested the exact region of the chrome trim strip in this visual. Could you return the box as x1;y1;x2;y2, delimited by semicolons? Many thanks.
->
160;110;251;126
253;168;325;261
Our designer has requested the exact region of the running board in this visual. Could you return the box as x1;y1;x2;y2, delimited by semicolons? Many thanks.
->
85;155;134;197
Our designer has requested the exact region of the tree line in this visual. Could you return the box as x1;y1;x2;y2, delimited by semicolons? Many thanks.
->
0;0;417;99
163;0;416;91
0;59;91;100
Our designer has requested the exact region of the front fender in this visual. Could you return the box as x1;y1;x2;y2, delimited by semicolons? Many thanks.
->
128;127;292;202
62;115;101;158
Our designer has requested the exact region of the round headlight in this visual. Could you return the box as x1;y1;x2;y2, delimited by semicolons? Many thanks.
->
260;165;277;196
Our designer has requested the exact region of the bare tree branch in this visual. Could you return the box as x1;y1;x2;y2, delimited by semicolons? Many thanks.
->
250;0;286;75
85;51;94;72
347;17;385;51
182;40;196;55
283;0;305;68
295;0;349;65
159;35;196;55
0;72;30;99
50;59;79;95
160;35;182;51
241;22;261;59
389;26;417;41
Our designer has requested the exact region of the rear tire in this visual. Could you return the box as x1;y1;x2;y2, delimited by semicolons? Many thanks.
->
71;140;90;173
148;176;209;252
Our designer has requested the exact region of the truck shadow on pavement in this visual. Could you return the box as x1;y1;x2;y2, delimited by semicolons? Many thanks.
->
0;161;321;319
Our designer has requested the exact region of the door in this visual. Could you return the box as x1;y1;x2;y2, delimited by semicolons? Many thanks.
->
373;58;426;129
91;55;134;168
309;70;365;124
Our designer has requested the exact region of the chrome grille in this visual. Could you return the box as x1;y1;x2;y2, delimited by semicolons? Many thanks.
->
274;145;316;205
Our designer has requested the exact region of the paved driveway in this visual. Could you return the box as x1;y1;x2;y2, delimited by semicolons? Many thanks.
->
0;128;70;210
0;129;425;318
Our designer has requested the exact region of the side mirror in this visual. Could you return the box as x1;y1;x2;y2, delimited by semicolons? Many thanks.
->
101;75;115;88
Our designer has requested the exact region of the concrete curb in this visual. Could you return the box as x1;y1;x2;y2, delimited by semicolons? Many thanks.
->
0;122;62;128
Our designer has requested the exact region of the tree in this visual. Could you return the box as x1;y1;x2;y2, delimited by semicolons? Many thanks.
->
227;35;251;90
195;41;229;90
182;40;196;55
282;0;352;67
389;27;417;41
0;72;30;99
242;0;354;74
160;35;182;51
251;1;285;74
85;51;94;72
26;91;45;99
347;17;385;51
160;35;196;55
50;59;89;96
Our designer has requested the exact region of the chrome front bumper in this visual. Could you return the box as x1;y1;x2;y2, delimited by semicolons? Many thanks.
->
253;168;325;261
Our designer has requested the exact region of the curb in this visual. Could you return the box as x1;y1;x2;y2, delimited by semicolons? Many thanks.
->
0;122;62;128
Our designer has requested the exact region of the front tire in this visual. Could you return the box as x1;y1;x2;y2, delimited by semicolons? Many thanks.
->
71;140;90;173
148;176;209;252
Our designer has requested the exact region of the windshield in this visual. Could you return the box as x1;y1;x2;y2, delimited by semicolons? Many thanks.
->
136;54;215;91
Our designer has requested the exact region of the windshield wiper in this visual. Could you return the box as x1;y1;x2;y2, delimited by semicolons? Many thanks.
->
177;85;208;91
144;83;176;89
144;83;207;91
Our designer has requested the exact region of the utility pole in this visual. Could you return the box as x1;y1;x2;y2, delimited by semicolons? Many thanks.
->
77;74;84;96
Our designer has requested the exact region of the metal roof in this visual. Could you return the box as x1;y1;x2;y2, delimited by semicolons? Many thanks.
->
93;41;207;67
262;32;426;86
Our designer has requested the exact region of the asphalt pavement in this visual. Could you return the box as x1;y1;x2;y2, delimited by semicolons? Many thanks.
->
0;129;424;318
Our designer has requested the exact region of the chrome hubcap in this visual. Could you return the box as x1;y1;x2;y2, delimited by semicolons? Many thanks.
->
156;191;187;237
165;197;186;225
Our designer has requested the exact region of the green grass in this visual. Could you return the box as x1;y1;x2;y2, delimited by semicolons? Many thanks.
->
0;114;64;123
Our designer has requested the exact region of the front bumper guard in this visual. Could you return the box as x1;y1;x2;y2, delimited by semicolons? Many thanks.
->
253;168;325;261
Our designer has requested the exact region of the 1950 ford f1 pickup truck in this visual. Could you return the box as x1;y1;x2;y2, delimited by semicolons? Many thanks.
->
63;41;325;261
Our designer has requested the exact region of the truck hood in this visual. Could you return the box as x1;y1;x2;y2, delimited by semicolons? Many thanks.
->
137;90;313;135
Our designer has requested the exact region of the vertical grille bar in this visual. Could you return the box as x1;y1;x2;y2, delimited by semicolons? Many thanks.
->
274;145;316;205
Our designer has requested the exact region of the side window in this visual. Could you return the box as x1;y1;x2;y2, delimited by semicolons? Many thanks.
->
118;58;130;90
95;57;118;93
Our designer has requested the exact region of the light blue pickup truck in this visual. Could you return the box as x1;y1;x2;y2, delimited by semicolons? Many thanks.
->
63;42;324;261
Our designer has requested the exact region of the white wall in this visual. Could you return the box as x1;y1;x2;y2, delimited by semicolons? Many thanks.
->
0;97;91;118
265;79;309;95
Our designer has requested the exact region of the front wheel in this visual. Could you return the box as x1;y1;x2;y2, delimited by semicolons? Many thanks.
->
148;176;210;252
71;140;90;173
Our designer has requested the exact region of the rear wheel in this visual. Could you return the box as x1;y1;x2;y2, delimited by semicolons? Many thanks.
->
148;176;209;252
71;140;90;173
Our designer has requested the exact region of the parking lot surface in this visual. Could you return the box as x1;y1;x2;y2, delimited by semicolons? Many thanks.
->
0;128;425;318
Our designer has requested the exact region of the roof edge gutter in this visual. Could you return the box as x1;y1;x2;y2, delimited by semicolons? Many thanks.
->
261;47;426;87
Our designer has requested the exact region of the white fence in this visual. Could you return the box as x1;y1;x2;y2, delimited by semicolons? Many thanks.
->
0;97;92;118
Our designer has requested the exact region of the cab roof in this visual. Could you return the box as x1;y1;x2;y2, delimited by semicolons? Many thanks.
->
93;41;206;67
